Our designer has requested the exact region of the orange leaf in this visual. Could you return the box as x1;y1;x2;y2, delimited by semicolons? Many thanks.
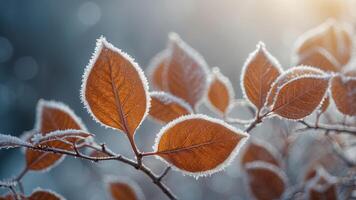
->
331;75;356;116
271;75;329;120
28;189;64;200
82;37;150;136
295;19;353;66
207;67;234;114
306;167;338;200
108;180;143;200
241;42;282;110
241;140;281;167
266;66;325;108
154;114;248;176
26;100;87;171
163;33;209;108
26;130;92;171
147;50;169;91
149;91;193;123
297;47;341;72
245;162;287;200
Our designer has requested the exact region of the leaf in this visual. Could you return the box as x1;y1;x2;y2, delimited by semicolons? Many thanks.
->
28;189;64;200
26;100;87;171
241;140;281;167
108;180;143;200
245;161;287;200
295;19;353;66
147;50;169;91
149;91;193;123
271;75;329;120
297;47;341;72
154;114;248;176
0;194;13;200
207;67;234;114
319;95;330;113
81;36;150;136
26;130;92;171
331;75;356;116
266;66;325;107
163;33;209;109
306;167;338;200
241;42;282;110
0;134;31;149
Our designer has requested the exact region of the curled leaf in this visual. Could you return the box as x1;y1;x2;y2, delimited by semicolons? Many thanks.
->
149;91;193;123
81;36;150;136
245;161;287;200
207;67;234;114
147;50;169;91
0;134;31;150
294;19;353;66
164;33;209;108
241;42;282;110
154;114;248;176
297;47;341;72
271;75;329;120
331;75;356;116
241;139;281;167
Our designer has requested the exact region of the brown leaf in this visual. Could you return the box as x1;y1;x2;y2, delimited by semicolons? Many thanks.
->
241;42;282;110
154;114;248;175
149;92;193;123
82;37;149;136
163;33;209;108
0;194;14;200
28;189;64;200
207;67;234;114
306;167;338;200
266;66;325;107
108;181;142;200
26;130;92;171
271;75;329;120
147;50;169;90
331;75;356;116
26;100;87;171
245;162;287;200
319;95;330;113
241;140;280;167
297;47;341;72
295;20;353;66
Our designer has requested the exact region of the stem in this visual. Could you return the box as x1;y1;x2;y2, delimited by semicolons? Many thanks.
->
298;120;356;136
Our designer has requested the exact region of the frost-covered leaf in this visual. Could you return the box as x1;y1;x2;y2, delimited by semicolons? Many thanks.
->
271;75;329;120
154;114;248;176
0;194;13;200
81;36;150;136
241;42;282;110
108;179;144;200
163;33;209;109
245;161;287;200
241;139;281;167
0;134;31;149
319;95;330;113
147;49;169;91
28;188;65;200
26;130;92;171
26;100;88;171
297;47;341;72
149;91;193;123
207;67;234;114
331;75;356;116
294;19;353;66
266;66;325;108
305;167;338;200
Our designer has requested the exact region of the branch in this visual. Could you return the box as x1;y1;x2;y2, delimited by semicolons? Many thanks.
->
297;120;356;136
21;143;177;200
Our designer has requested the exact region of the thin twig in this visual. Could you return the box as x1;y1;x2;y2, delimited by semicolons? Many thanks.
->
297;120;356;136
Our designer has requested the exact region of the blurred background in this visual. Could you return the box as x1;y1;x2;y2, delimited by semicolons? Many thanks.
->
0;0;355;199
